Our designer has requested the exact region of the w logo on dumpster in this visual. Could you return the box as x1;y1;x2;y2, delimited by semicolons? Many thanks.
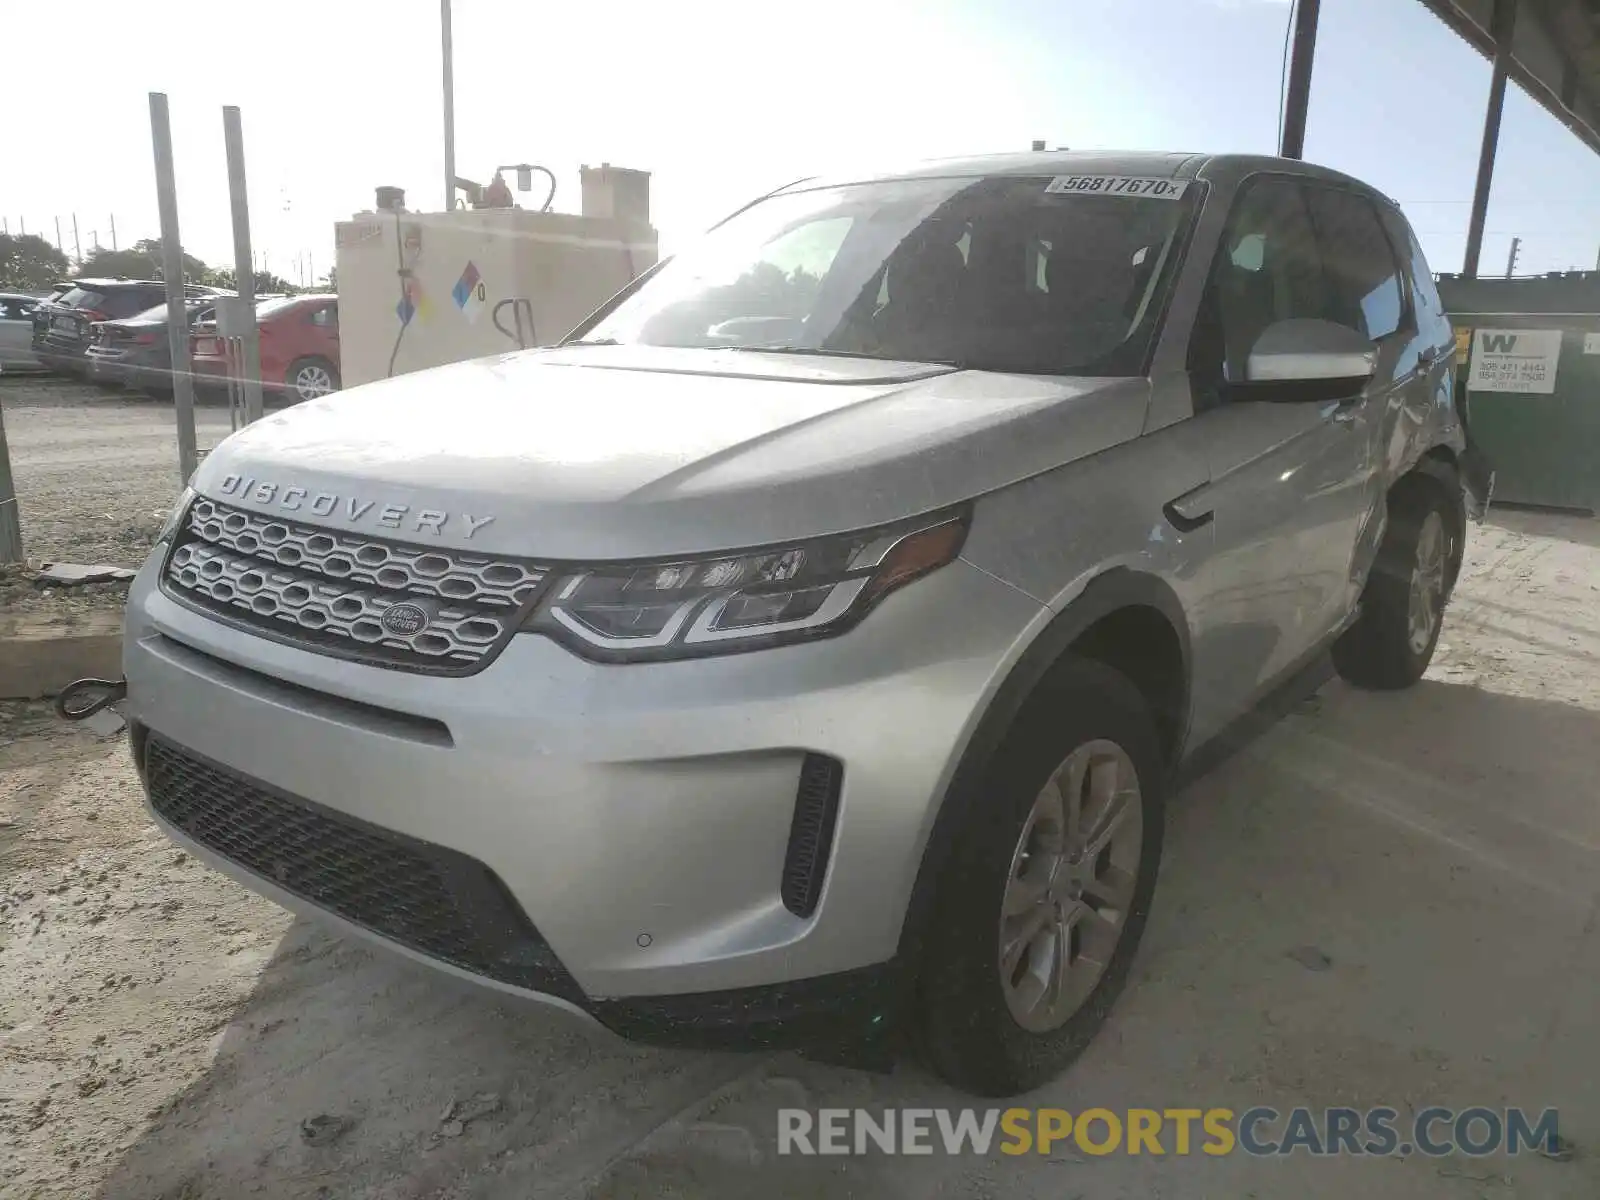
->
1482;333;1518;353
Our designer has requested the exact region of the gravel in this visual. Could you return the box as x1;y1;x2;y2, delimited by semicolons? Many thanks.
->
1;375;236;619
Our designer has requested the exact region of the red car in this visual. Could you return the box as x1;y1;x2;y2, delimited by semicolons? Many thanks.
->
190;294;341;403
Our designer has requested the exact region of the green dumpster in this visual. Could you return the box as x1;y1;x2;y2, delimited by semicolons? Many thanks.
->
1440;275;1600;514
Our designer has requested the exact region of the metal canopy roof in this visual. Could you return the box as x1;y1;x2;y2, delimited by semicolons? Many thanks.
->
1421;0;1600;155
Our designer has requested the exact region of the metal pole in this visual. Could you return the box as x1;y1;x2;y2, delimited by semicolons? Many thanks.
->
223;105;266;425
441;0;457;211
54;217;63;254
150;93;199;482
1464;0;1516;279
1505;236;1521;278
0;398;24;565
71;215;81;264
1279;0;1322;159
109;214;117;251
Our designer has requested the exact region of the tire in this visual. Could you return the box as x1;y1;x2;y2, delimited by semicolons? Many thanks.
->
918;657;1166;1096
287;357;339;403
1332;473;1458;691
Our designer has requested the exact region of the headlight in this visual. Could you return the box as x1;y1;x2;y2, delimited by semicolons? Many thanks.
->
157;485;195;545
525;512;968;661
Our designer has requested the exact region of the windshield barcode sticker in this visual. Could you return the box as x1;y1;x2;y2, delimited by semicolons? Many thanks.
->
1045;175;1189;199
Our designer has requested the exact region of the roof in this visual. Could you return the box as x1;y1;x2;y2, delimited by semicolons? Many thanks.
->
1419;0;1600;155
788;150;1393;201
1437;271;1600;313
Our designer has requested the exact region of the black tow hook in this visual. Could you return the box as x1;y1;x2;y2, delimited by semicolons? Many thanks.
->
54;677;128;722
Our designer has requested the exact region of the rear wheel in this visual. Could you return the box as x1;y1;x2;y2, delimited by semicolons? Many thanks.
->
918;658;1165;1096
1332;474;1457;690
287;357;339;402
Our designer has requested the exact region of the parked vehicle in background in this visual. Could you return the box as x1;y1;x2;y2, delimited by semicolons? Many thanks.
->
86;296;229;394
0;292;45;370
28;282;76;355
189;293;340;402
36;279;223;375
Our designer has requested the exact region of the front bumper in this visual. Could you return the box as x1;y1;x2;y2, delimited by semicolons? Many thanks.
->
123;546;1042;1035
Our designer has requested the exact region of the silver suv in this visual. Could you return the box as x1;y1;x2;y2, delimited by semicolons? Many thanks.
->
125;152;1491;1096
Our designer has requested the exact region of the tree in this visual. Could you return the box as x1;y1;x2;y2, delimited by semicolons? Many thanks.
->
318;267;337;293
0;233;69;291
202;266;298;295
80;238;208;284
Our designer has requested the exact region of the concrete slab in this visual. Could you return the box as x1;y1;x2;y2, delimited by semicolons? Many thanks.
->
0;609;122;699
36;562;138;586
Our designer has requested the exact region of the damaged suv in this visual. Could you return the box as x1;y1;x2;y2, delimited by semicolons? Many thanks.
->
125;152;1490;1096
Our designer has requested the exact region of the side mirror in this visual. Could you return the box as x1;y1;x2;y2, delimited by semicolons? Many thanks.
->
1241;318;1376;401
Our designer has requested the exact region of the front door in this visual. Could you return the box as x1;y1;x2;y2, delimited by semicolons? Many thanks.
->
1180;176;1405;742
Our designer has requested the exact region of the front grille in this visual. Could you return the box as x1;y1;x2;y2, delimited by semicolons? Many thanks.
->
781;754;844;918
144;735;581;999
162;496;550;673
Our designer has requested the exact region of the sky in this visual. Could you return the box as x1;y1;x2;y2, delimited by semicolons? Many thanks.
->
6;0;1600;279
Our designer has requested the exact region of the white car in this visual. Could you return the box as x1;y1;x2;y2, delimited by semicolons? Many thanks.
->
0;292;44;371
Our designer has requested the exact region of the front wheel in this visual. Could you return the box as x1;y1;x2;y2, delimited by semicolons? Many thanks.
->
287;357;339;403
1332;474;1458;690
918;658;1165;1096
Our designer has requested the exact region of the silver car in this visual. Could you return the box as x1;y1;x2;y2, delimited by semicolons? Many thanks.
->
124;151;1490;1095
0;292;44;370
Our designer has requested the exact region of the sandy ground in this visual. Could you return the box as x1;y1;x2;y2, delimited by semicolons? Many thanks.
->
3;509;1599;1198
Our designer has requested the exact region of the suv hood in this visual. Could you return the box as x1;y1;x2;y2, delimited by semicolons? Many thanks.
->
192;345;1147;559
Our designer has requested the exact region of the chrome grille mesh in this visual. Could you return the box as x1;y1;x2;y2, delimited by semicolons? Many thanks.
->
162;497;549;672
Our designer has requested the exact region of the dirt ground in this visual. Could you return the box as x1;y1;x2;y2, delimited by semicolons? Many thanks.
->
0;376;237;622
3;508;1600;1199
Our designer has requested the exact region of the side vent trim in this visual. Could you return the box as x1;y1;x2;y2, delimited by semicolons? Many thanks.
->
780;754;844;918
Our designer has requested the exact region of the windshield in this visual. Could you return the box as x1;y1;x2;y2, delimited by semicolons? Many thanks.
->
579;174;1196;376
125;299;214;324
57;287;106;310
254;296;300;319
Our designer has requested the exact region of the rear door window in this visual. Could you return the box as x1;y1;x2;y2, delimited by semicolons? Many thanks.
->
1382;207;1450;341
101;288;165;318
58;287;106;310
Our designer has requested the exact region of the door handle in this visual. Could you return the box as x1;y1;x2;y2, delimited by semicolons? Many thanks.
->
1163;486;1214;533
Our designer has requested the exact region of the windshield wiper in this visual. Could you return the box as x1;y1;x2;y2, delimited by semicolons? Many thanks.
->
563;337;620;347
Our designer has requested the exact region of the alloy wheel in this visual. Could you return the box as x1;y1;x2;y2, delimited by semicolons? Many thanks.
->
998;739;1143;1033
294;364;334;400
1407;510;1447;655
